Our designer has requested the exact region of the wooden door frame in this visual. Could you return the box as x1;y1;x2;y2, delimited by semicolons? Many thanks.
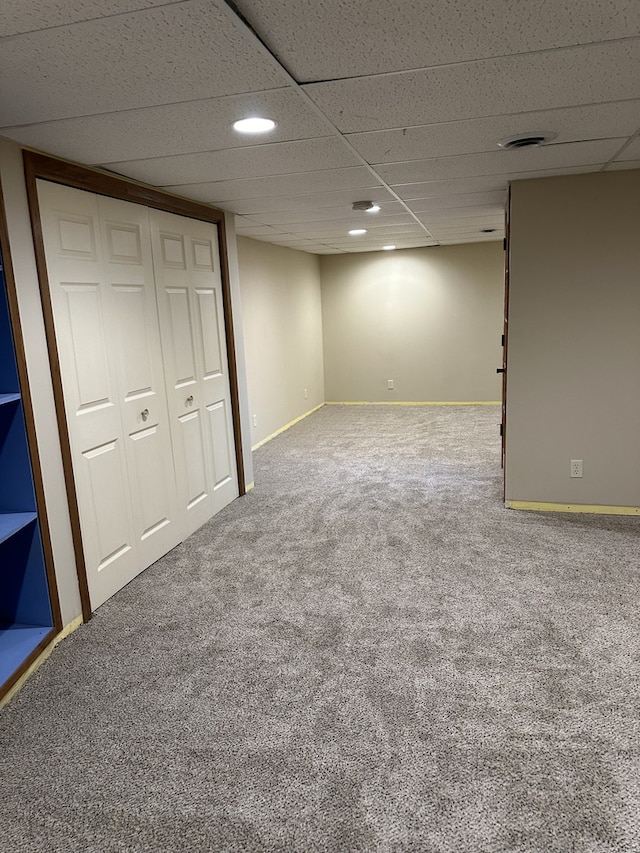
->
23;150;246;622
0;177;63;698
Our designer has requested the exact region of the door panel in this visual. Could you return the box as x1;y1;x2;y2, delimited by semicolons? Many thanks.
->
150;209;238;534
38;181;182;610
98;195;182;571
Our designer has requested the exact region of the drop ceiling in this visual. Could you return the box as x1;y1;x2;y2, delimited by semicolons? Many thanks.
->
1;0;639;254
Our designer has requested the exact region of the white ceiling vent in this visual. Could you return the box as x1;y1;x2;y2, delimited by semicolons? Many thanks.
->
498;132;557;150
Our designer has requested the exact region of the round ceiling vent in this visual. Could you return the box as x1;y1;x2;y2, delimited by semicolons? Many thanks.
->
497;132;557;150
352;200;375;211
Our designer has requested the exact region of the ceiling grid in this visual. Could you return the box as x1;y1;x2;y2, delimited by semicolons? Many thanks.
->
0;0;638;253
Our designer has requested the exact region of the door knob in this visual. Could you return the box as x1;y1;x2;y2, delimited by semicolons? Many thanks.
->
141;408;149;421
186;395;194;407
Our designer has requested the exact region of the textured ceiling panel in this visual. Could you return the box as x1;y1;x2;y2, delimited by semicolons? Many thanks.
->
606;159;640;170
0;0;287;125
391;166;607;200
378;139;624;185
102;137;360;186
303;41;640;133
0;89;332;165
613;135;640;160
347;101;640;165
164;168;380;201
408;192;507;212
221;187;395;215
2;0;639;254
0;0;172;36
264;214;417;234
252;202;406;225
232;0;640;82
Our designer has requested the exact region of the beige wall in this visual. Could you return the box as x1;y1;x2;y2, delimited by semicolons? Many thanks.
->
237;237;325;447
506;169;640;507
320;243;504;402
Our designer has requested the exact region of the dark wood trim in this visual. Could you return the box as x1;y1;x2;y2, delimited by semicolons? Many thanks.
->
22;150;247;611
23;151;226;224
0;179;63;634
501;186;511;498
23;158;92;622
0;627;58;702
217;213;246;495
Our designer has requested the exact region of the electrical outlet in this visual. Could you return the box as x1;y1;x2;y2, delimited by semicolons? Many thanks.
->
570;459;583;478
304;388;308;399
252;414;257;428
387;379;394;390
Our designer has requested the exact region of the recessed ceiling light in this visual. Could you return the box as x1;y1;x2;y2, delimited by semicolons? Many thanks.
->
233;117;276;134
367;205;381;213
382;245;396;250
497;131;557;149
348;229;367;236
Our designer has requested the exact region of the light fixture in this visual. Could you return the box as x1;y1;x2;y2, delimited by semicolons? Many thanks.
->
352;200;380;212
497;131;557;149
382;245;396;250
367;205;381;213
233;117;276;134
348;229;367;236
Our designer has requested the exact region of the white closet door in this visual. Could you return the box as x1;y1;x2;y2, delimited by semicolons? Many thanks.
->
97;195;182;571
38;181;182;610
150;210;238;535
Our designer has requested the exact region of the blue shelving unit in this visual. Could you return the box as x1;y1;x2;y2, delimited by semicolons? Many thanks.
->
0;243;56;695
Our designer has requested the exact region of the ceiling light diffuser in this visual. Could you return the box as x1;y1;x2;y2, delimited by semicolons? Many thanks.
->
382;245;396;250
367;205;381;213
233;117;276;134
348;229;367;236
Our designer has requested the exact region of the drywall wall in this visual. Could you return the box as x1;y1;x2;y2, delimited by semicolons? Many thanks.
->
506;169;640;507
237;237;325;447
0;139;81;626
320;242;504;402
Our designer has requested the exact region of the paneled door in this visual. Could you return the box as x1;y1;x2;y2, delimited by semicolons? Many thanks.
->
150;210;238;536
37;181;182;610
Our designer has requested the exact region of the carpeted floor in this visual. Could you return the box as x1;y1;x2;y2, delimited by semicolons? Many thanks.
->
1;405;640;852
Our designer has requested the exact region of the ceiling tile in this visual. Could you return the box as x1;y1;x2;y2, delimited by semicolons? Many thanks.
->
251;202;407;225
303;41;640;132
0;0;287;125
347;101;640;164
0;89;333;165
605;160;640;171
378;139;624;185
613;136;640;160
0;1;172;36
165;167;379;201
271;214;417;234
408;192;507;212
101;137;360;186
219;187;395;215
233;0;640;81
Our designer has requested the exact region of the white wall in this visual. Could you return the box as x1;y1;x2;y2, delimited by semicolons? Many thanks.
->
320;243;504;402
506;169;640;507
236;237;325;448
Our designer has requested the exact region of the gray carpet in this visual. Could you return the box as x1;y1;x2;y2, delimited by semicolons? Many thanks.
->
2;405;640;852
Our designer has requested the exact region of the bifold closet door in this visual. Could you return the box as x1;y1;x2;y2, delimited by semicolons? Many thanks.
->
150;210;238;536
37;181;181;610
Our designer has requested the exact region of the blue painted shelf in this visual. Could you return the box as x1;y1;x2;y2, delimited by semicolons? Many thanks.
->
0;392;20;406
0;248;55;698
0;512;37;544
